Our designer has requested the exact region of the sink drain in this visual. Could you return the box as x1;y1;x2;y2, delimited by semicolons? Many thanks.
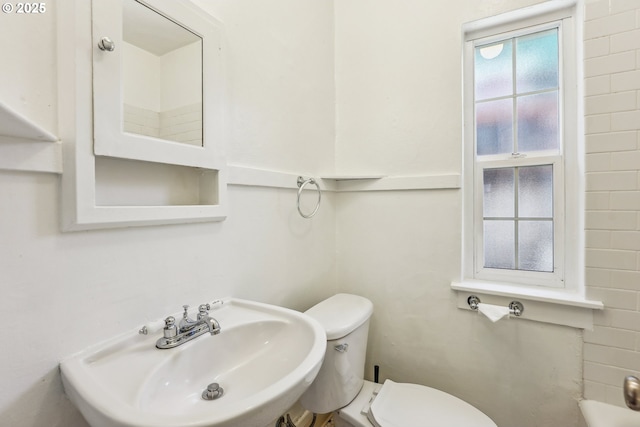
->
202;383;224;401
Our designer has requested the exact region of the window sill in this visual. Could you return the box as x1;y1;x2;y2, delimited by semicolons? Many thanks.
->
451;280;603;329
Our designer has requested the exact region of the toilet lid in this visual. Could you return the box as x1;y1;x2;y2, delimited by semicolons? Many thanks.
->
367;380;497;427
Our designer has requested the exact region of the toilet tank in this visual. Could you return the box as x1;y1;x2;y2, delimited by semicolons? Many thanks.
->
299;294;374;414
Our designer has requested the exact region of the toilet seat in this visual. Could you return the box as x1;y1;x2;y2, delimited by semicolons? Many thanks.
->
363;380;496;427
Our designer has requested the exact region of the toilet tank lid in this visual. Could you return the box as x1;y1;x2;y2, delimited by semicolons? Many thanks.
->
304;294;373;340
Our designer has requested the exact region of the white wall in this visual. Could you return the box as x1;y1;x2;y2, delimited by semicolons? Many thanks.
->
191;0;336;173
160;41;202;111
123;40;202;112
0;1;336;426
123;42;161;111
583;0;640;408
0;2;57;134
334;1;585;426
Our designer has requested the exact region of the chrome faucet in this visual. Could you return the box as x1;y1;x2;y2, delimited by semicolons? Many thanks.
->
156;304;221;349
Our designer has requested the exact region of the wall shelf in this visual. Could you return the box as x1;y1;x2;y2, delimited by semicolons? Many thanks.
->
0;101;62;174
319;175;386;181
0;101;58;142
228;166;460;192
325;173;461;192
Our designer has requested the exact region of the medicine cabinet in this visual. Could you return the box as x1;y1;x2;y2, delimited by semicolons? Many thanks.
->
59;0;227;230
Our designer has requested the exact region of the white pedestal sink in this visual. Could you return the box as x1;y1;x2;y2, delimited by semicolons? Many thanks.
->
60;298;326;427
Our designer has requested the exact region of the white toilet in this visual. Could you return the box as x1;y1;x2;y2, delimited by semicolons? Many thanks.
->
299;294;497;427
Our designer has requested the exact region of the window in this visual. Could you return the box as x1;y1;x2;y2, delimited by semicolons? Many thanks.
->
462;2;580;292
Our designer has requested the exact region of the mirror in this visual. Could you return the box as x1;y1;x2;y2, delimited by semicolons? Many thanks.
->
92;0;226;169
122;0;203;147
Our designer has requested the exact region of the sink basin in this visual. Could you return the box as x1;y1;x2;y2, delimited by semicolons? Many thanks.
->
61;298;326;427
580;400;640;427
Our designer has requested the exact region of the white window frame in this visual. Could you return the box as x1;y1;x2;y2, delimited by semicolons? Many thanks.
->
462;1;582;295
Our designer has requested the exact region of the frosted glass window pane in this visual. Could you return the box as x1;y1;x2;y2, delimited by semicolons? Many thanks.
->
483;168;515;218
516;29;558;94
517;91;558;152
476;99;513;156
518;165;553;218
519;221;553;272
484;220;515;269
475;40;513;101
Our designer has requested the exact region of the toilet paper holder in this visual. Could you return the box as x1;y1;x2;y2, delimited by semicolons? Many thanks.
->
467;295;524;317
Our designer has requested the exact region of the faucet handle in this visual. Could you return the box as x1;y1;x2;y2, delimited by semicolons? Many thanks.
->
197;303;211;320
163;316;177;338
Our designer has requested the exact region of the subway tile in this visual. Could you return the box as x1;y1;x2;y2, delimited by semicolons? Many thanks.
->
585;37;611;58
611;70;640;92
586;211;638;230
610;309;640;331
611;111;640;131
586;131;637;153
586;75;612;96
585;0;610;21
611;270;640;291
611;191;640;210
593;307;614;326
181;130;203;140
611;29;640;53
124;123;143;134
142;116;160;129
586;171;638;191
586;249;638;270
585;360;635;386
585;51;637;77
586;192;611;210
585;380;610;402
584;325;637;349
586;91;637;114
587;152;612;171
610;0;640;15
587;267;612;287
586;114;612;134
610;150;640;169
585;13;637;40
587;230;612;248
589;287;640;310
585;342;640;368
605;385;628;407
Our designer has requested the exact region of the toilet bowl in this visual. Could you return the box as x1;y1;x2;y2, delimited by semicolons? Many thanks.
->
299;294;497;427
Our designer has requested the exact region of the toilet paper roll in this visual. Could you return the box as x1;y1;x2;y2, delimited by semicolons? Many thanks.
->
477;303;510;323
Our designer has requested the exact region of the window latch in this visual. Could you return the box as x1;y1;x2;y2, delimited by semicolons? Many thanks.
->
510;152;527;159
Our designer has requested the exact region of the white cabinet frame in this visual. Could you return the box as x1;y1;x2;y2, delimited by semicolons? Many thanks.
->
58;0;227;231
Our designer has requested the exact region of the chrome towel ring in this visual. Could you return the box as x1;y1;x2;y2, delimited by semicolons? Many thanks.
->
297;176;322;219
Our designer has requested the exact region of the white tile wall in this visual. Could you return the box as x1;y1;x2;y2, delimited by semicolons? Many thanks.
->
586;130;637;152
123;103;202;146
123;104;160;138
584;0;640;407
159;103;202;147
